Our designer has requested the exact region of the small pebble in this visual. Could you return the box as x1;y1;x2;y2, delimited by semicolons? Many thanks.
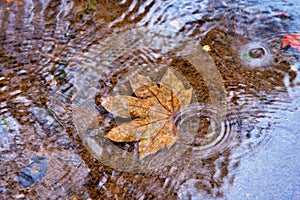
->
202;45;211;52
18;156;48;187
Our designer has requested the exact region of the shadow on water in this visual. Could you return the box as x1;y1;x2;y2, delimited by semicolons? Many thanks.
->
0;0;299;199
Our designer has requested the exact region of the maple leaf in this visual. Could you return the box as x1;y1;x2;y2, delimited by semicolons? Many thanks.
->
101;69;193;160
282;30;300;53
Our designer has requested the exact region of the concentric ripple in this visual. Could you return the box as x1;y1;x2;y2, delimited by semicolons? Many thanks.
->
176;103;239;158
72;26;226;172
239;42;273;67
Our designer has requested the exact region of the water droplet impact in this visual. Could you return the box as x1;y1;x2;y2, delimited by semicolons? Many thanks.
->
239;42;273;67
176;104;239;158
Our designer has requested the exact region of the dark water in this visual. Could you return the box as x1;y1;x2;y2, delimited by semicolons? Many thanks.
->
0;0;299;199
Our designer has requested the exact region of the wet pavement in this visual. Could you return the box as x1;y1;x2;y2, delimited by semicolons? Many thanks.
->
0;0;299;199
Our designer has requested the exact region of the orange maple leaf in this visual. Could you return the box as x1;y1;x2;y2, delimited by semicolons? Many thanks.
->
282;31;300;53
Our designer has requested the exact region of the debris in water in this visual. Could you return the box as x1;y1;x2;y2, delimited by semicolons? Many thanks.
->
202;45;211;52
18;156;48;187
281;29;300;53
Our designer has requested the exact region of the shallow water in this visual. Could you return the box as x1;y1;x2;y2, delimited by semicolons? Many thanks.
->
0;0;299;199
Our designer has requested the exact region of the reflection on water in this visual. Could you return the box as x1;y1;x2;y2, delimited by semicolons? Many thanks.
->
0;0;299;199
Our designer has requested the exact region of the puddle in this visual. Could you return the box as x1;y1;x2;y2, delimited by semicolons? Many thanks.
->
0;0;299;199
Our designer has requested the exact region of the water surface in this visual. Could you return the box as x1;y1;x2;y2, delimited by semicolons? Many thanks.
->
0;0;299;199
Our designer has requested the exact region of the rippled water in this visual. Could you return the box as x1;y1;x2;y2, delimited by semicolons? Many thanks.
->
1;0;299;199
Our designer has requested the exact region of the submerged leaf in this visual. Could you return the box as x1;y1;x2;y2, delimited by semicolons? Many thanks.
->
106;119;165;142
132;78;160;99
101;95;133;118
139;120;177;159
101;69;193;160
129;74;152;96
161;69;193;110
101;95;156;118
